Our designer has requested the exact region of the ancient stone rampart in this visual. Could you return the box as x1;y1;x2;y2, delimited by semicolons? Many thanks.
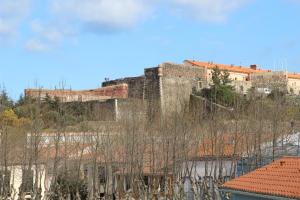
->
25;84;128;102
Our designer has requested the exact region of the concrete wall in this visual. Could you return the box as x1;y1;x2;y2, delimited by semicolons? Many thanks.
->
183;160;235;200
184;160;234;180
231;193;281;200
231;193;260;200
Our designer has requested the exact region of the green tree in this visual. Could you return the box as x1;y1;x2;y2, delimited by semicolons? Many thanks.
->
201;66;236;106
0;109;18;126
0;90;13;110
49;173;88;200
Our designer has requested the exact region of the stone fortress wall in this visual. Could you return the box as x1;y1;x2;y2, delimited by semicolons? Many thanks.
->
25;60;300;120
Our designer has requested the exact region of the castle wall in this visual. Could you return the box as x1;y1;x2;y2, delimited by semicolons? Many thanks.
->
116;99;146;122
159;63;206;115
102;77;145;99
24;60;300;122
144;67;161;119
144;63;206;117
92;99;118;121
25;84;128;102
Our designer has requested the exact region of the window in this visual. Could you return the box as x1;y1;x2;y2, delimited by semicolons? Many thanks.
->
21;170;33;192
198;81;203;89
204;176;213;189
224;176;231;182
143;176;149;186
0;170;11;195
98;166;107;185
240;86;244;92
84;167;88;180
125;175;131;191
159;176;165;192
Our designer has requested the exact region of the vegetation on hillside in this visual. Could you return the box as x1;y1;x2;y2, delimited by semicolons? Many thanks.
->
0;77;300;199
200;66;236;106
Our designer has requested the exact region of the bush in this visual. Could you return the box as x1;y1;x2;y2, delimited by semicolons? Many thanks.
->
49;174;88;200
200;66;236;106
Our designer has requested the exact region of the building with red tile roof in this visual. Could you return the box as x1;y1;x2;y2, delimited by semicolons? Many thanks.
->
184;60;269;75
222;156;300;200
185;60;300;95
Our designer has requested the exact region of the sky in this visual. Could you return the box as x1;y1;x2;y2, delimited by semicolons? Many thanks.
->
1;0;300;100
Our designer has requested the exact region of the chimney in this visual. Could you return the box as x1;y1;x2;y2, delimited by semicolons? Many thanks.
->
250;64;257;70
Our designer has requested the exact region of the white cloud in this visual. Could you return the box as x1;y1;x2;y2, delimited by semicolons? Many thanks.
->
31;20;66;44
47;0;251;35
20;0;251;51
25;39;49;52
288;0;300;4
25;20;76;52
24;0;154;51
50;0;154;32
0;0;32;38
169;0;251;22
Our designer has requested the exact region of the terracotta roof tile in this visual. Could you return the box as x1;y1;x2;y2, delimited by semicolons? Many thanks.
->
190;134;242;158
288;73;300;80
185;60;269;74
222;156;300;199
185;60;300;80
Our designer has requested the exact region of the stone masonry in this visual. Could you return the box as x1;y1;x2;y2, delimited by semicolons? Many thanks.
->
25;84;128;102
25;60;300;120
144;62;206;116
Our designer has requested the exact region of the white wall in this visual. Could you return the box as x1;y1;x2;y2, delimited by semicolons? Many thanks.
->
5;165;46;200
288;78;300;95
184;160;234;179
182;159;235;199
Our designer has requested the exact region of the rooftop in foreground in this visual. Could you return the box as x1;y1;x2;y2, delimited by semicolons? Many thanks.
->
222;156;300;199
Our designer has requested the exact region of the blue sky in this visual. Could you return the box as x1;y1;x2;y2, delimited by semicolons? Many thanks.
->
1;0;300;100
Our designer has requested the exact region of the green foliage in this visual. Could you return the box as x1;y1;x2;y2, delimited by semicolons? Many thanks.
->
15;103;38;119
49;174;88;200
0;109;18;126
267;89;286;101
11;93;105;129
15;94;26;107
201;66;236;106
0;90;13;110
43;111;60;126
